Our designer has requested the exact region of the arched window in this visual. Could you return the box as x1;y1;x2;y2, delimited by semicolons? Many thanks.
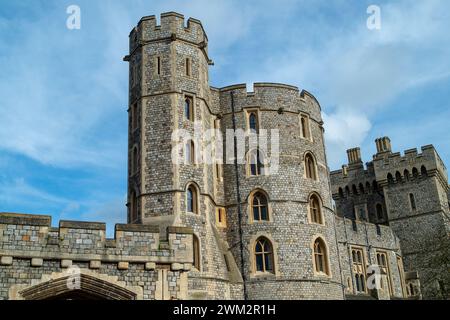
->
376;204;384;221
185;97;193;121
249;112;258;132
248;149;264;176
352;184;358;195
305;153;317;180
409;193;416;211
252;192;269;221
193;235;200;270
345;186;351;197
313;238;329;275
309;194;323;224
132;147;138;174
255;237;274;273
412;167;419;178
300;115;310;139
404;169;410;181
395;171;402;183
186;185;198;214
185;140;195;164
421;165;428;177
338;188;344;199
359;183;365;194
130;191;138;223
387;173;394;184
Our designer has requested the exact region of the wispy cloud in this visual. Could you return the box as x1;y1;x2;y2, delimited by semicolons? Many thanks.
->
0;1;449;227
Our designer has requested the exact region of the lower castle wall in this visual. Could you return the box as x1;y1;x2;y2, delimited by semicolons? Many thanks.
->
335;217;407;299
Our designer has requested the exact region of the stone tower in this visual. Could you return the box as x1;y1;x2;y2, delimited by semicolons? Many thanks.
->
124;12;345;299
215;85;344;299
372;138;450;299
331;137;450;299
124;12;239;299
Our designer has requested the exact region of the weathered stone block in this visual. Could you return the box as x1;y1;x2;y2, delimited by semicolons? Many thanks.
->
31;258;43;267
0;256;13;265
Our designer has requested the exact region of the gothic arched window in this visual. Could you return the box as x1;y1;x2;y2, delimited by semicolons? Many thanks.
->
252;192;269;221
305;153;317;180
185;97;193;121
186;185;198;214
313;238;329;275
249;112;258;132
248;149;264;176
309;194;322;224
255;237;274;273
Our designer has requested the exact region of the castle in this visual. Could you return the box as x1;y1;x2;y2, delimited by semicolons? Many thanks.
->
0;12;448;300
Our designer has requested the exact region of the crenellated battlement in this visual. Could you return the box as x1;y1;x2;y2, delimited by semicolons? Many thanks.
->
0;213;193;270
216;83;322;119
373;144;448;187
129;12;208;53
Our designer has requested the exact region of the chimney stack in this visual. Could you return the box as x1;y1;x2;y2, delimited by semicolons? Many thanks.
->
375;137;392;154
347;147;362;165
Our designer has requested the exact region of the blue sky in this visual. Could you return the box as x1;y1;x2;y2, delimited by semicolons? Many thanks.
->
1;0;449;236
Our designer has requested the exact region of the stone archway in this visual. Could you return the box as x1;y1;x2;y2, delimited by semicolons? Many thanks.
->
9;269;143;300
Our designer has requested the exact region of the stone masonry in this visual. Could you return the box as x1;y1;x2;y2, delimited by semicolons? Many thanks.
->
331;137;450;299
0;12;448;300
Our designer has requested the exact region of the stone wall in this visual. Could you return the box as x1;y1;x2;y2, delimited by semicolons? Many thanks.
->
0;213;193;300
335;217;406;299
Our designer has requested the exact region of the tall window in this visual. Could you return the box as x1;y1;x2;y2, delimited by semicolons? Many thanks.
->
132;103;138;130
130;191;138;223
185;97;194;121
156;56;161;75
412;167;419;178
193;235;200;270
216;207;226;227
404;169;410;181
300;115;310;139
313;238;329;275
395;171;402;183
421;165;428;177
309;194;322;224
186;185;198;214
377;251;392;295
387;173;394;184
248;149;264;176
376;204;384;221
185;58;191;76
132;147;138;174
248;112;258;132
255;237;274;273
185;140;195;164
409;193;416;211
305;153;317;180
252;192;269;221
352;248;366;293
